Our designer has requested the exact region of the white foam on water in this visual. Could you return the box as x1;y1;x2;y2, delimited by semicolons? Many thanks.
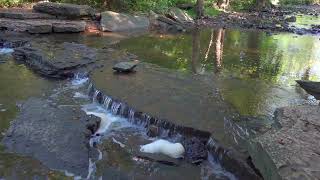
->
74;92;89;99
82;103;127;135
71;74;89;86
0;48;14;55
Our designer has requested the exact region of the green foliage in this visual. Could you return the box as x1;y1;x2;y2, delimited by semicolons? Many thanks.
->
230;0;255;11
0;0;22;7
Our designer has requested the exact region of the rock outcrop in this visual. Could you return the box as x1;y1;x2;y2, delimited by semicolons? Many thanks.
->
0;18;86;33
0;8;55;19
100;11;149;32
33;2;94;19
13;42;97;78
248;105;320;180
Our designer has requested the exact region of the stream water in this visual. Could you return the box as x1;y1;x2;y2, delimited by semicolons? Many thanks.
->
0;28;320;179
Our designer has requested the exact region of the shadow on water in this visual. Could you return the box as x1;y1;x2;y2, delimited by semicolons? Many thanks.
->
115;28;320;116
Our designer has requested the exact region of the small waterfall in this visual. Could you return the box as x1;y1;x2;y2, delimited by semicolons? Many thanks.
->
128;108;135;121
103;96;112;109
110;101;121;115
92;90;100;103
87;83;212;141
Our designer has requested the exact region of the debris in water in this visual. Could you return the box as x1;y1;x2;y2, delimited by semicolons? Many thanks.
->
112;137;125;148
140;139;185;159
74;92;89;99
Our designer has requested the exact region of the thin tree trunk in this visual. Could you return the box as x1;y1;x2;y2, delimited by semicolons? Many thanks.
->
196;0;204;19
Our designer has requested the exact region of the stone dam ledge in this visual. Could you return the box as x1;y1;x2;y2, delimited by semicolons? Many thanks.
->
248;105;320;180
91;62;237;141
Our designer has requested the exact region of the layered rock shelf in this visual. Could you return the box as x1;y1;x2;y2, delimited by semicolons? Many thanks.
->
248;105;320;180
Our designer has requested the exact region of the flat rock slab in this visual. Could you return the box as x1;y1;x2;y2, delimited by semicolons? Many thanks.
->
0;18;86;33
113;61;139;72
33;2;94;19
100;11;149;32
13;42;97;78
0;8;55;19
248;105;320;180
1;98;100;177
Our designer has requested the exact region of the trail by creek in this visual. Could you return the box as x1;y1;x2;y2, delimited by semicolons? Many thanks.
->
0;27;320;179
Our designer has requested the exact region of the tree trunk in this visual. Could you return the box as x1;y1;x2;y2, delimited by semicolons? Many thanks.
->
196;0;204;19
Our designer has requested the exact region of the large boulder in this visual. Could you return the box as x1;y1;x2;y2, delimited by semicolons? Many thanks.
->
248;105;320;180
100;11;149;32
2;98;101;177
33;2;94;19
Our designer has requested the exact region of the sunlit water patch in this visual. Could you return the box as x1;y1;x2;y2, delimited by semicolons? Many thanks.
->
289;14;320;29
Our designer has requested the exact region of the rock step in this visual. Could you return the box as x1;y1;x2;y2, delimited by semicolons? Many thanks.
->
0;18;86;33
0;8;56;19
248;105;320;180
33;2;94;19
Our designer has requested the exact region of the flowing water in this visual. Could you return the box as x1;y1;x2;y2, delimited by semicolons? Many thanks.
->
0;28;320;179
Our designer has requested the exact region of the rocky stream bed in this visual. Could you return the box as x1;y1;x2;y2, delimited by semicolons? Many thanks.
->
0;2;320;180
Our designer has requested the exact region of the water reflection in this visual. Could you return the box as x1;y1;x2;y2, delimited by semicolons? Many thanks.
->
116;29;320;115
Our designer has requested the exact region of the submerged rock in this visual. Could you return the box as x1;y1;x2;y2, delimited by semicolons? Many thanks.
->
297;80;320;100
248;105;320;180
113;61;139;73
100;11;149;32
2;98;100;177
33;2;94;19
